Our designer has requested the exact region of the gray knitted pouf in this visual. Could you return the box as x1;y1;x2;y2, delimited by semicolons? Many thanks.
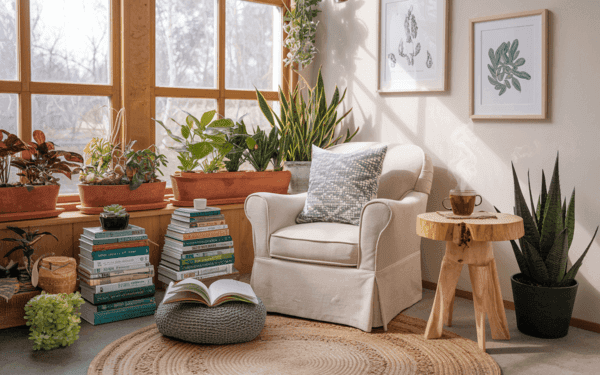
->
155;298;266;345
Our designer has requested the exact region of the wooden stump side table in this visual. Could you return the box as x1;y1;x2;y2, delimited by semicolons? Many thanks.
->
416;212;524;351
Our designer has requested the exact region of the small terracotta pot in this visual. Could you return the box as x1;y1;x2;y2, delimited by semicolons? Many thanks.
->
38;257;77;294
78;181;166;208
171;171;291;206
0;184;59;214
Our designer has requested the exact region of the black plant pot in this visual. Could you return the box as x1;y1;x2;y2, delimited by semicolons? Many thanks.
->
99;214;130;231
511;273;578;339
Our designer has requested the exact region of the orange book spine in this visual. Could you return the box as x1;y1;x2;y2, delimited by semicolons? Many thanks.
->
181;229;230;240
85;239;150;252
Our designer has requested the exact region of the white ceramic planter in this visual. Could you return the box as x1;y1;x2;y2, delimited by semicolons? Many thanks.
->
284;161;311;194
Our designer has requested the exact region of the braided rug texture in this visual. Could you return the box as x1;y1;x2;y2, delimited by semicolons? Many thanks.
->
88;314;500;375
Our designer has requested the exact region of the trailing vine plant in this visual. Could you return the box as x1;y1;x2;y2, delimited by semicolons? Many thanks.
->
283;0;322;70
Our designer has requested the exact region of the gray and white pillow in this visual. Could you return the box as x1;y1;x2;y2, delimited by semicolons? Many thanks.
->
296;144;388;226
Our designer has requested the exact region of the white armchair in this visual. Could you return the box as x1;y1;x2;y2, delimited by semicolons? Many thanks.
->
244;143;433;332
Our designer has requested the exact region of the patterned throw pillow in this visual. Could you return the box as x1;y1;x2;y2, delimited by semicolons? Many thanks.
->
296;144;388;226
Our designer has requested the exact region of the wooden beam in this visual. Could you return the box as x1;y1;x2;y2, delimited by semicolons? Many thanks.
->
223;89;278;101
17;0;31;142
28;82;113;96
0;81;22;93
244;0;285;6
155;87;220;99
121;0;154;149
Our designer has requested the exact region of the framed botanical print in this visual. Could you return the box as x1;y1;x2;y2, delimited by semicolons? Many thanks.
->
377;0;449;93
470;9;549;119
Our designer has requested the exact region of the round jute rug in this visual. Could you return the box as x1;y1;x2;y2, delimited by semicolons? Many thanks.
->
88;314;500;375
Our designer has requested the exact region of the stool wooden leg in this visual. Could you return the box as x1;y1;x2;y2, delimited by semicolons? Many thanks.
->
425;257;463;339
487;259;510;340
468;264;488;351
445;292;455;327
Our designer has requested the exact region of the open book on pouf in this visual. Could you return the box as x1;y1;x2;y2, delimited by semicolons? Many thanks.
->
162;278;258;307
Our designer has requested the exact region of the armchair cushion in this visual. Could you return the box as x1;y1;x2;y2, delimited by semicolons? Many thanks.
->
296;144;388;225
270;222;359;267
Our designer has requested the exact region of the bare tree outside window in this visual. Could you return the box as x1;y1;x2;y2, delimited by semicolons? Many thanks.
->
0;0;17;81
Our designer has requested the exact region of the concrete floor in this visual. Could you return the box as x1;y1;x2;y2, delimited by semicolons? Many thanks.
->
1;280;599;375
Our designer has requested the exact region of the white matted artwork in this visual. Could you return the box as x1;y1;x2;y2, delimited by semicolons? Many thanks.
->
378;0;449;93
470;9;548;119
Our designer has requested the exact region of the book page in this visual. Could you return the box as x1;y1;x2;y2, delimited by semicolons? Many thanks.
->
166;279;210;302
207;279;258;306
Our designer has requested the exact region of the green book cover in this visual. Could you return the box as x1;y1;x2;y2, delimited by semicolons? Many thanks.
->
92;304;157;325
85;246;150;260
179;253;234;266
84;285;155;305
165;235;233;247
81;234;148;245
162;257;234;272
96;296;156;312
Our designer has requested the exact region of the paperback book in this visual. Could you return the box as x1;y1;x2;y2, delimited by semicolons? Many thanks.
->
79;254;150;269
174;207;221;217
164;238;233;252
79;246;150;261
79;296;156;313
78;268;154;286
81;303;156;326
171;213;225;223
166;224;228;233
159;256;234;272
78;262;152;277
80;234;148;246
162;246;234;260
157;263;235;281
79;239;149;252
161;252;234;266
79;284;156;305
162;279;258;306
82;277;153;294
166;228;229;241
83;225;145;239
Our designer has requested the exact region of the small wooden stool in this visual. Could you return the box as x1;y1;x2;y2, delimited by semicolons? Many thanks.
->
416;212;524;351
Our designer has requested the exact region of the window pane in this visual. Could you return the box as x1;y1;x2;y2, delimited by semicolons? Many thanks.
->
0;0;17;80
155;97;217;181
0;94;19;184
156;0;217;89
32;95;110;193
31;0;110;84
225;99;278;133
226;0;281;91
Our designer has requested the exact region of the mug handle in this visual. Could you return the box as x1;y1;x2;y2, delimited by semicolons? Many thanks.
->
475;195;483;206
442;198;452;210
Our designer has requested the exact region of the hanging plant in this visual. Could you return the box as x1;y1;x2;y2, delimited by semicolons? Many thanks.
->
283;0;322;70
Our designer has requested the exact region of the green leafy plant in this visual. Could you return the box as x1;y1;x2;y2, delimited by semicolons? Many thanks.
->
124;145;168;190
102;204;127;217
283;0;322;69
1;226;58;277
0;130;30;186
153;110;234;173
488;39;531;96
243;127;283;172
10;130;83;186
223;120;250;172
496;154;598;287
256;67;358;162
24;292;84;350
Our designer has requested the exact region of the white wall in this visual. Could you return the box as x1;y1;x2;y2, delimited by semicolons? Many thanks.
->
311;0;600;325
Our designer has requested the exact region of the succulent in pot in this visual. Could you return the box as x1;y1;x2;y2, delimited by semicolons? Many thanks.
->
496;153;598;338
99;204;130;231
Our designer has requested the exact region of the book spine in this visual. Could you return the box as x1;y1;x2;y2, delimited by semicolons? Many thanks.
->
157;268;232;284
94;305;156;325
179;253;234;266
165;237;233;249
80;254;150;269
166;247;233;260
80;239;149;252
173;257;234;271
89;277;153;294
84;234;149;245
96;296;156;312
84;226;145;239
175;229;229;241
83;285;156;305
170;219;226;228
158;263;234;280
80;263;152;276
80;270;154;286
178;209;221;217
167;224;228;234
85;246;150;260
164;241;234;253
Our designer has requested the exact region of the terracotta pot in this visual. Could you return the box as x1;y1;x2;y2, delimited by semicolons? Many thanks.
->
38;257;77;294
171;171;291;206
0;184;59;214
79;181;166;208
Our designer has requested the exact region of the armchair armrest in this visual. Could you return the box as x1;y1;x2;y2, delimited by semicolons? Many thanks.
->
358;191;429;271
245;192;307;258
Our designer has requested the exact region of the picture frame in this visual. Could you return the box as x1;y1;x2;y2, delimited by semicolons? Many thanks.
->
470;9;549;120
377;0;449;93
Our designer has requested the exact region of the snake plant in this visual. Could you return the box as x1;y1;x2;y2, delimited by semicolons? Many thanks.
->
255;67;358;162
496;154;598;287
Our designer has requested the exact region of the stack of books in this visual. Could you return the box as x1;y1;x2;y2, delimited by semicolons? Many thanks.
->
77;225;157;325
158;207;237;285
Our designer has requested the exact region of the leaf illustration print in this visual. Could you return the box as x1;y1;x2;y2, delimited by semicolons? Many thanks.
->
487;38;531;96
398;5;420;66
426;51;433;68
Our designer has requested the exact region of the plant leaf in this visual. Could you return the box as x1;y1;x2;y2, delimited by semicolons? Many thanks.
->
488;48;496;66
200;110;216;128
545;228;568;283
255;88;274;126
188;142;213;160
499;86;507;96
561;226;598;286
514;58;526;67
509;39;519;60
513;70;531;80
527;170;537;230
512;77;521;92
521;239;549;285
510;239;530;277
487;64;496;78
540;154;563;260
511;163;540;249
488;76;499;86
565;188;575;250
6;226;27;238
539;170;548;227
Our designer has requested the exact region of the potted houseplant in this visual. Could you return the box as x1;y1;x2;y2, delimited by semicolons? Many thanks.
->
154;111;291;206
0;130;83;221
2;226;58;283
77;110;169;214
497;154;598;338
255;68;358;193
99;204;129;230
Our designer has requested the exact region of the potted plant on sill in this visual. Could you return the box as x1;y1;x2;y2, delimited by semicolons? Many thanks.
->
77;110;169;214
496;154;598;339
154;111;291;206
255;67;358;194
0;130;84;221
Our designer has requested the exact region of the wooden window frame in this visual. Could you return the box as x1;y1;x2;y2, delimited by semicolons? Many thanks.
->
150;0;292;141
